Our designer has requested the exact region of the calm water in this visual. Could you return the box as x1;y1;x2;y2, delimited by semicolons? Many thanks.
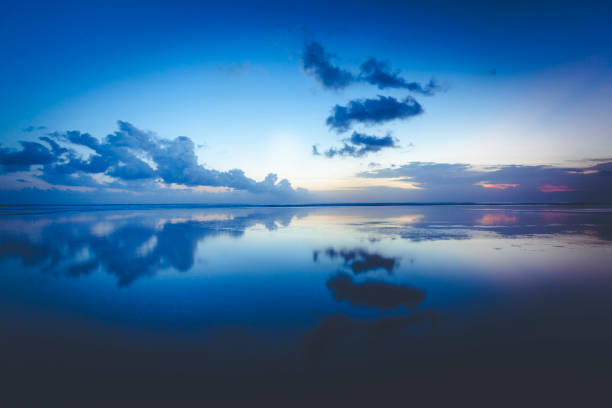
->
1;205;611;404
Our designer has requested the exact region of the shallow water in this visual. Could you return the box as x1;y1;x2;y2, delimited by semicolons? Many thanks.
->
1;205;611;404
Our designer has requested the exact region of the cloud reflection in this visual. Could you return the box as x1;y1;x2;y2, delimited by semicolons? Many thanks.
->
0;208;303;286
351;207;612;243
307;243;431;361
326;273;425;310
302;311;436;360
313;247;399;274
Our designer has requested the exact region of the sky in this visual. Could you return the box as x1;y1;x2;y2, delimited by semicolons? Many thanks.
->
1;0;611;204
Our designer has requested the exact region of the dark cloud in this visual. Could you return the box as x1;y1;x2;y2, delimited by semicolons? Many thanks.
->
1;121;300;196
301;43;441;96
0;141;56;172
301;42;437;141
321;143;358;158
349;132;395;149
314;247;398;274
320;132;398;158
359;58;440;95
302;42;354;90
326;96;423;132
327;273;425;310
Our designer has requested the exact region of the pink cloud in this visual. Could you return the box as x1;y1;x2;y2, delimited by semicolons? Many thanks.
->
538;184;575;193
476;181;519;190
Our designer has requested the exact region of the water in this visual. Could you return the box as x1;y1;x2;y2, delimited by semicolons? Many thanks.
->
1;205;611;404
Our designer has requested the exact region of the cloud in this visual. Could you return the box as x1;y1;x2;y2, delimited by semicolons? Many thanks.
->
301;42;354;90
319;132;398;158
38;136;68;157
326;96;423;132
359;58;440;95
1;121;300;196
322;144;358;158
0;141;56;172
357;161;612;202
476;182;519;190
300;42;438;140
300;43;441;96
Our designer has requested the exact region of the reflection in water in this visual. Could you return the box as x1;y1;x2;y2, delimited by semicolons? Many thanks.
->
313;247;398;274
1;205;612;404
478;213;518;225
0;208;304;286
326;273;425;310
353;205;612;242
310;244;430;363
302;311;436;360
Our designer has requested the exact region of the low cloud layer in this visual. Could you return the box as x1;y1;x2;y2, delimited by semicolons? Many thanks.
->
0;121;301;196
357;161;612;202
326;96;423;132
313;132;397;158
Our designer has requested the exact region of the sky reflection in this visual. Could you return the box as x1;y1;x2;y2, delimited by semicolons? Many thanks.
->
1;204;611;403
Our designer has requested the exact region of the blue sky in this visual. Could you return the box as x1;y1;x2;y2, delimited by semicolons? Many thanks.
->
1;0;611;203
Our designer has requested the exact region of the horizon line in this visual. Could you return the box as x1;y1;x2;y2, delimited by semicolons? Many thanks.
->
2;202;612;208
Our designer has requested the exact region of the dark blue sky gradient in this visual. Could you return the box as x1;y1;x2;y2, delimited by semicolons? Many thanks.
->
3;0;609;114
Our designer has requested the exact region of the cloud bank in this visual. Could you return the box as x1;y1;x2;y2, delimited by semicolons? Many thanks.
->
355;161;612;202
0;121;301;197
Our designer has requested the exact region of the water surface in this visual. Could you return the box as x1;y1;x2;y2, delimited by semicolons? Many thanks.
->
1;205;611;404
